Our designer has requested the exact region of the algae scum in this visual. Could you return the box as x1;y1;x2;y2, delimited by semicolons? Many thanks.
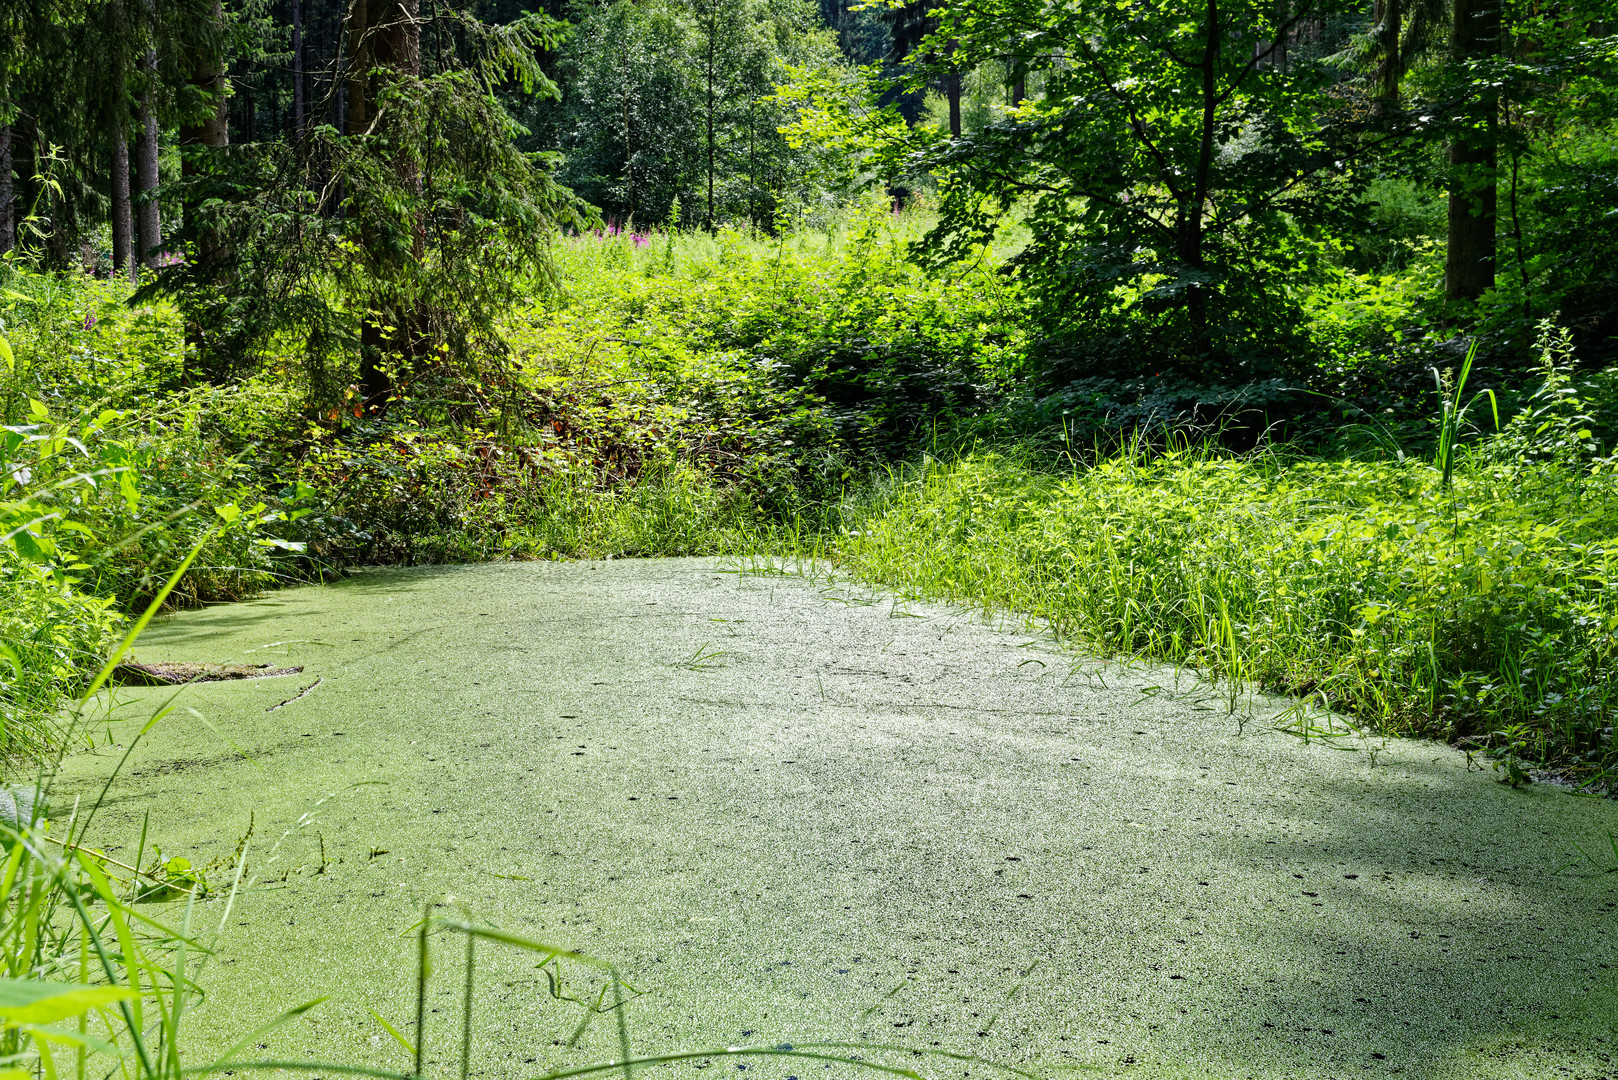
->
62;559;1618;1079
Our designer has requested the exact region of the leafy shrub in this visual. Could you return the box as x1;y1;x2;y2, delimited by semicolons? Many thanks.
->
549;206;1022;464
0;277;326;759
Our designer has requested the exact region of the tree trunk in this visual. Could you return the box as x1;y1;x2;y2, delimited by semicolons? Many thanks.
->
947;67;961;136
706;24;716;231
344;0;422;405
616;31;634;218
112;127;135;279
0;125;12;256
179;0;230;169
291;0;306;133
178;0;231;378
1179;0;1221;355
1374;0;1400;115
345;0;373;135
346;0;418;135
1444;0;1499;302
135;17;163;270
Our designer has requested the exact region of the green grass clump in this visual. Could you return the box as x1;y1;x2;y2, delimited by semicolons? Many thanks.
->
834;436;1618;784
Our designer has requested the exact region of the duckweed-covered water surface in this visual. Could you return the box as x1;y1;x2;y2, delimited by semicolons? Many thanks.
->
62;559;1618;1079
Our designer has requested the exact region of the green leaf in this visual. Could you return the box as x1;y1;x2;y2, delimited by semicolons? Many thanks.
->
0;980;136;1026
10;529;52;563
368;1008;416;1057
0;335;12;373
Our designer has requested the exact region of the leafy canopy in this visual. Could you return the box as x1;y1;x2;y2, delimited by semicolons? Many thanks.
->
791;0;1378;383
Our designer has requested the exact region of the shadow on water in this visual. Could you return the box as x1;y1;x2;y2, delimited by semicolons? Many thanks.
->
941;750;1618;1076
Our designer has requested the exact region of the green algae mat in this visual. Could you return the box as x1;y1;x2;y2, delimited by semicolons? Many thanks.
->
59;558;1618;1079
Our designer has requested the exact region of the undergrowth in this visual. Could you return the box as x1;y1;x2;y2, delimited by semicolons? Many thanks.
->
830;331;1618;786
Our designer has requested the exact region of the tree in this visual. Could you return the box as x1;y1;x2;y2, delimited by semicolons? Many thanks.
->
134;0;161;269
558;0;835;228
690;0;748;228
870;0;1368;379
111;125;133;278
878;0;960;132
146;8;587;405
559;0;698;224
290;0;306;132
339;0;424;399
1443;0;1500;301
0;125;11;255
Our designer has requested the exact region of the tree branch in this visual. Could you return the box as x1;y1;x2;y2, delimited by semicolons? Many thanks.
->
1074;47;1188;203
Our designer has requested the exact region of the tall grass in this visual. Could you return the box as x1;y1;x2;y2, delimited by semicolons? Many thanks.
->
0;535;260;1080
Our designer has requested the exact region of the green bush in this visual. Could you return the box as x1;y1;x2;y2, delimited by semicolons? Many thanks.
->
0;275;324;760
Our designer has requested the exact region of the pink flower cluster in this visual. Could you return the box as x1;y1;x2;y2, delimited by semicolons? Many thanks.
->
589;221;651;247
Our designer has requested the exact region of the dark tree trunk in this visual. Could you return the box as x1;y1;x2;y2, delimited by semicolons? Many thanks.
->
0;125;12;256
1444;0;1499;301
344;0;422;405
946;67;961;136
1179;0;1222;355
179;0;231;169
346;0;380;399
1374;0;1400;115
345;0;419;134
112;127;135;279
345;0;372;135
291;0;306;133
135;12;163;269
179;0;231;378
